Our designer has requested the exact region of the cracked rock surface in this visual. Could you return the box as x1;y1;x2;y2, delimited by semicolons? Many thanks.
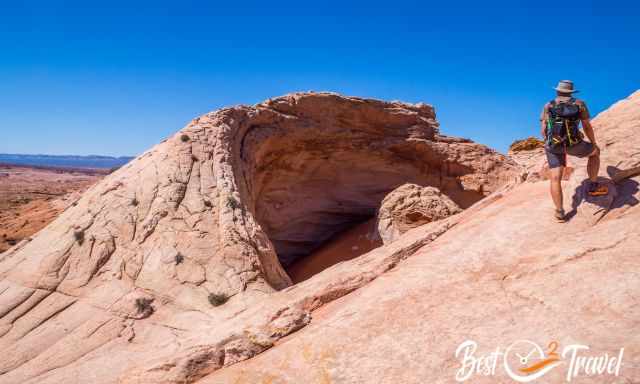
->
0;91;638;383
201;91;640;383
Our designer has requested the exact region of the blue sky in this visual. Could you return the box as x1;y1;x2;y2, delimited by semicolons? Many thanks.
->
1;0;638;156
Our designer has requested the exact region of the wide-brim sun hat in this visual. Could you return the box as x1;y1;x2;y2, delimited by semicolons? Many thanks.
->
554;80;579;93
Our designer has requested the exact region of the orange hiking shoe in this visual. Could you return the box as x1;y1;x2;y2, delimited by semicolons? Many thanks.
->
588;182;609;197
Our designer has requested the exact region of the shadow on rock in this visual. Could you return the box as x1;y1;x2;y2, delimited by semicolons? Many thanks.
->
565;166;639;222
607;165;640;210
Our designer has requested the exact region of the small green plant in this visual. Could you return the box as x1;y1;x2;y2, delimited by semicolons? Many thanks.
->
135;297;154;317
175;252;184;265
208;293;229;307
73;229;85;245
180;134;190;142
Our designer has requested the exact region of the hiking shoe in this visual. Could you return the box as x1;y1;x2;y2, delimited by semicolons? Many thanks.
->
587;182;608;197
555;208;566;222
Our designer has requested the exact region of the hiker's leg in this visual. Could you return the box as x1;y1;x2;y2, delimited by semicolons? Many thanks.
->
545;147;565;211
550;166;564;210
587;146;600;182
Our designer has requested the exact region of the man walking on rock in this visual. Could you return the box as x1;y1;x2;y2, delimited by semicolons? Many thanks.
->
540;80;608;222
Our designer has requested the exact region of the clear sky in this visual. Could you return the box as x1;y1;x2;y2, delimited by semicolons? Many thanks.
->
1;0;638;156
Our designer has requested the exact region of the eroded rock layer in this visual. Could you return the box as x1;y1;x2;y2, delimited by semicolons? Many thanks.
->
0;92;540;384
203;90;640;384
377;184;461;244
240;94;517;265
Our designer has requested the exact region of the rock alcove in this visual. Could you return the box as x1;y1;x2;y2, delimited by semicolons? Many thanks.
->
0;92;522;384
235;93;513;281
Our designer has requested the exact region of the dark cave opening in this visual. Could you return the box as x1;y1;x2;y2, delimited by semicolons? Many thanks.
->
240;138;484;282
285;215;382;283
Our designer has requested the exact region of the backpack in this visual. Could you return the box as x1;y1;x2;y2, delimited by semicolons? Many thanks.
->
546;98;584;150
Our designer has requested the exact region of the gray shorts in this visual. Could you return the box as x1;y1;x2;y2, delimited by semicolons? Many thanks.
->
545;141;595;168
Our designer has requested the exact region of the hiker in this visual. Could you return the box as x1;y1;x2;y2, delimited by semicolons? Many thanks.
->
540;80;608;222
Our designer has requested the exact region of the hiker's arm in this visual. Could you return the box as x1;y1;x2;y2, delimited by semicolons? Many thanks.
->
579;101;597;146
582;119;597;146
540;104;548;139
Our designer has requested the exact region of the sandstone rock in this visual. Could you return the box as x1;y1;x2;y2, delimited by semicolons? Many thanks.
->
377;184;461;244
202;90;640;384
286;218;381;284
0;90;638;383
508;136;544;152
612;165;640;183
0;92;519;384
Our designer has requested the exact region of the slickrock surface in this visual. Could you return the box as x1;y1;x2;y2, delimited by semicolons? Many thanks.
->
203;90;640;384
0;165;104;253
1;90;638;383
377;183;461;244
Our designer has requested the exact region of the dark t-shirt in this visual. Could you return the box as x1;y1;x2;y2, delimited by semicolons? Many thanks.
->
540;96;590;121
540;96;590;122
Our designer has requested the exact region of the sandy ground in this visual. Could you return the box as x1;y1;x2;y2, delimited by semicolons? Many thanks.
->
287;218;382;283
0;164;105;253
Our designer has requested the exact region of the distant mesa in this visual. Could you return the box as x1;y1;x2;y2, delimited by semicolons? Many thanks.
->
0;153;134;169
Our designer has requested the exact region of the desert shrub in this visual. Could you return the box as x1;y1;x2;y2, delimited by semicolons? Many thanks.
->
73;229;85;245
180;134;190;142
203;200;212;208
131;198;139;206
208;293;229;307
175;252;184;265
135;298;154;317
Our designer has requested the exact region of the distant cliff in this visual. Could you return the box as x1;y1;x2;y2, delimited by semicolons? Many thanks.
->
0;153;133;169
